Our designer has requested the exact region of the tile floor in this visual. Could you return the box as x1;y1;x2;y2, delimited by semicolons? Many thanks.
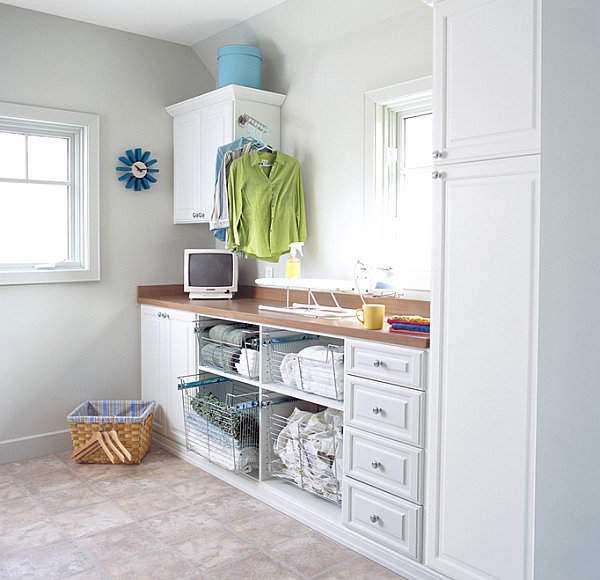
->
0;446;406;579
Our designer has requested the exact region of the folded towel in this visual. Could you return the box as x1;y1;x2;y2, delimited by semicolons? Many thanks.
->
278;346;344;399
387;315;430;324
235;348;259;378
185;411;258;473
391;322;430;332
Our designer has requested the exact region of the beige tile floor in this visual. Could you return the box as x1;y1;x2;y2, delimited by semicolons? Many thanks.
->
0;446;406;579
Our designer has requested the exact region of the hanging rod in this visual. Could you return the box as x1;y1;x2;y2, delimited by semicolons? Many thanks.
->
238;114;268;133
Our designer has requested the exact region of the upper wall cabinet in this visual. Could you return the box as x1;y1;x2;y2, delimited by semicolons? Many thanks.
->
432;0;541;164
166;85;286;224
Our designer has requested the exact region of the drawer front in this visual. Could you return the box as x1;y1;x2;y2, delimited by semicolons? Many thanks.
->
346;339;424;389
345;375;424;446
344;428;423;503
343;479;422;560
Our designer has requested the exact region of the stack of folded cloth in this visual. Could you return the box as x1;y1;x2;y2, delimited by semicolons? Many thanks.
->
387;315;430;335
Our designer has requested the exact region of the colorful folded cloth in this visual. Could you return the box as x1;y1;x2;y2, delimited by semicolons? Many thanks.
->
390;322;430;333
387;315;430;324
389;327;430;336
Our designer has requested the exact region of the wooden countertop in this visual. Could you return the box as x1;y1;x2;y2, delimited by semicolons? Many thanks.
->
138;285;430;349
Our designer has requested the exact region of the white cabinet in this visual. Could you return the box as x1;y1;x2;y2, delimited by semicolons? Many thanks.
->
427;151;539;579
343;338;427;562
428;2;540;576
166;84;286;224
432;0;540;164
141;305;196;445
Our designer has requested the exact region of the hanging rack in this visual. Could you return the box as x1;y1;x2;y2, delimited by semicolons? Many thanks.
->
238;114;275;154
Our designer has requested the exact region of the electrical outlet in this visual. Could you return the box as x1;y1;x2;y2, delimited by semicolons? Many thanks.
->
265;266;274;278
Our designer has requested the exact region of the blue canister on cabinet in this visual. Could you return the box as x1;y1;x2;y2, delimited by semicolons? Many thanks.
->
218;45;262;89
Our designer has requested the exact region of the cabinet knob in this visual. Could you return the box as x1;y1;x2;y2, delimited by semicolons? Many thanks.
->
369;514;380;523
432;170;442;180
372;360;382;367
372;406;383;415
371;461;381;469
432;149;442;159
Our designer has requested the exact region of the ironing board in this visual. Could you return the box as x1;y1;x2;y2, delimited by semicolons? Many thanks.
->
254;278;362;318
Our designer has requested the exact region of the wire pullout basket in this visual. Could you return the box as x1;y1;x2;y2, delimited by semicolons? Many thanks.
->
263;332;344;400
268;400;343;504
179;373;260;476
196;322;260;380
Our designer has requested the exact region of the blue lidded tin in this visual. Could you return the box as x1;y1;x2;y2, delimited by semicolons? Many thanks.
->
218;45;262;89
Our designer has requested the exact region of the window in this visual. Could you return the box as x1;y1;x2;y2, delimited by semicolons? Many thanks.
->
364;77;433;296
0;102;99;285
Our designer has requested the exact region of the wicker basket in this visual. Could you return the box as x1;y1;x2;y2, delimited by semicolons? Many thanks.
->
67;400;156;464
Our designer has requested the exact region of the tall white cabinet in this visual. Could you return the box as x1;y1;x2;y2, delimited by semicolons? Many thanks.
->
426;1;540;579
166;85;286;224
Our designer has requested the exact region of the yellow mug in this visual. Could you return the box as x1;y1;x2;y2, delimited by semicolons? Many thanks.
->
355;304;385;330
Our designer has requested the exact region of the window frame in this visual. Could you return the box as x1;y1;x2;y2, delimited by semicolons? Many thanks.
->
0;102;99;285
364;76;432;297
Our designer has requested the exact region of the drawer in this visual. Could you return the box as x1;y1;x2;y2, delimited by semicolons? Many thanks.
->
342;479;422;560
345;339;425;389
345;375;424;446
344;428;423;503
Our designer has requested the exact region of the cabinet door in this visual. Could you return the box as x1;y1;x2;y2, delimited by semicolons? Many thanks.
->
433;0;540;164
141;305;165;434
199;100;234;224
173;110;203;224
165;309;196;445
426;155;539;580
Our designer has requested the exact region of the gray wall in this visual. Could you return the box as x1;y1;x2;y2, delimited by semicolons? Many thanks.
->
0;4;215;461
535;1;600;577
192;0;432;284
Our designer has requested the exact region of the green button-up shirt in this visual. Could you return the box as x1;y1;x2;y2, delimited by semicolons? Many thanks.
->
227;150;307;262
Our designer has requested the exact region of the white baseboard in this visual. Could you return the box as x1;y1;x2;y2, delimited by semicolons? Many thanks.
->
0;429;72;463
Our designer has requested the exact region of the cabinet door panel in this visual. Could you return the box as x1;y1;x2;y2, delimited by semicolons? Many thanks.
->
141;306;164;434
433;0;540;163
173;112;202;224
166;310;196;445
427;156;538;580
200;101;233;223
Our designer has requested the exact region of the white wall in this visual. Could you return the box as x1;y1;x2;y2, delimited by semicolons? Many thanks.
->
0;4;215;461
535;1;600;577
192;0;432;284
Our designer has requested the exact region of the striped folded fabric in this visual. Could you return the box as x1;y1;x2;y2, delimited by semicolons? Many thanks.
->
387;315;430;325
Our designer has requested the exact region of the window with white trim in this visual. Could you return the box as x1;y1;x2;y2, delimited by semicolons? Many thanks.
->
364;77;433;296
0;102;99;285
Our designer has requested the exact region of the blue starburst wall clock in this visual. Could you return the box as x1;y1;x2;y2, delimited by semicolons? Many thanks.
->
116;148;159;191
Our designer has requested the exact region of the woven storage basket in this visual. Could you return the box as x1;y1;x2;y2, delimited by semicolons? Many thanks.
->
67;400;156;464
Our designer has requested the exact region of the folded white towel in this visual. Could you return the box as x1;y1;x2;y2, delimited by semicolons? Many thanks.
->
278;346;344;399
235;348;259;378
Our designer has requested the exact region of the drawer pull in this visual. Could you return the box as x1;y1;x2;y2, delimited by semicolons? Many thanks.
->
371;461;381;469
369;514;380;523
372;407;383;415
373;359;383;367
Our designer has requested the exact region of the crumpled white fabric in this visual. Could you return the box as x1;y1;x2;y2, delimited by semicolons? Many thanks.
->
273;407;343;501
279;346;344;399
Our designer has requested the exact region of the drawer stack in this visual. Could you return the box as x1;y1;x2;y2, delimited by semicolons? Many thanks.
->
342;339;426;561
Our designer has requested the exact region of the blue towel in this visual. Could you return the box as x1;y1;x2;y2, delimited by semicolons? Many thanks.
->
391;322;430;332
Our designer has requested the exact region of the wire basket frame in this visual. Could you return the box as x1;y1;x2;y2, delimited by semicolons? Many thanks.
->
179;374;260;476
196;324;260;380
268;402;343;504
263;332;344;400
